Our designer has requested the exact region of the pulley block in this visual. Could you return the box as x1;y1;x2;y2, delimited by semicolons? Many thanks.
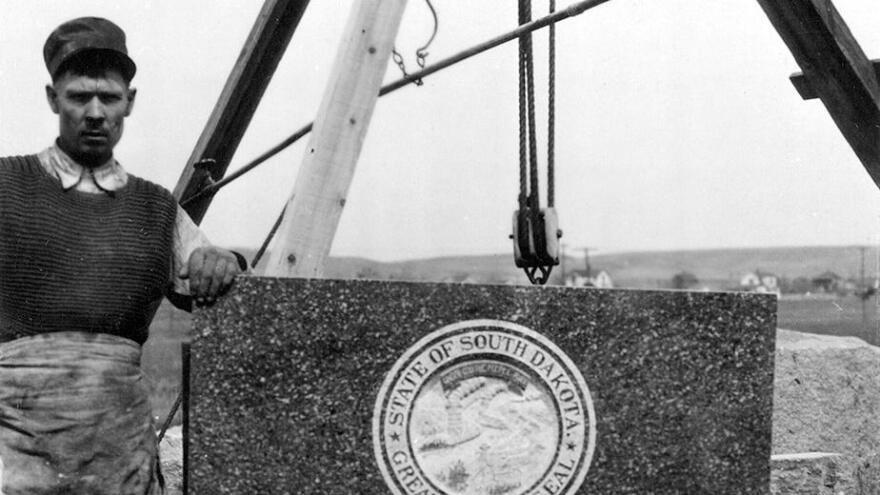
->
512;207;562;284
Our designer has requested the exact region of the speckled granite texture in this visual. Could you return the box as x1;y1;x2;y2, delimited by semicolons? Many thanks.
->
188;277;776;494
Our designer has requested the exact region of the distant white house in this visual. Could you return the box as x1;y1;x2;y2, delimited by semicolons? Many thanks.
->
566;269;613;289
593;271;613;288
740;270;779;294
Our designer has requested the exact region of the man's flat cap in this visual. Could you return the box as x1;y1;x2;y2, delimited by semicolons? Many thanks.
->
44;17;136;81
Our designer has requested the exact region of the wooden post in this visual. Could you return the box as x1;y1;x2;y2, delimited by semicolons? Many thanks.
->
789;60;880;101
173;0;311;224
757;0;880;189
263;0;408;278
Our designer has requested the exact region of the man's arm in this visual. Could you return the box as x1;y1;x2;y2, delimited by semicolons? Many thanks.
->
169;205;247;310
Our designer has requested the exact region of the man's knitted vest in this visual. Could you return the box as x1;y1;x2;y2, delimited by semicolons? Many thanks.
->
0;155;176;344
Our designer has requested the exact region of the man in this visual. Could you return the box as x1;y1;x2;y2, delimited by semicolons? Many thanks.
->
0;17;243;494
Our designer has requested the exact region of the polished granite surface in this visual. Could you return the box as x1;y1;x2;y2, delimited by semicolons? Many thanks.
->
187;277;776;494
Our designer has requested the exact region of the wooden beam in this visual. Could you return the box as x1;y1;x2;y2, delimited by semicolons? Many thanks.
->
173;0;311;224
757;0;880;188
263;0;408;278
790;59;880;100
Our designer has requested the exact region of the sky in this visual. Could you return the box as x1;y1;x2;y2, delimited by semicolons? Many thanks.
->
2;1;880;262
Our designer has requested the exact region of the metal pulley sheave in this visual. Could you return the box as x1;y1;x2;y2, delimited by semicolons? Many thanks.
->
511;0;561;285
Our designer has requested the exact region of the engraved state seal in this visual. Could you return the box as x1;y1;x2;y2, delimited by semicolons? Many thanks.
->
373;319;596;495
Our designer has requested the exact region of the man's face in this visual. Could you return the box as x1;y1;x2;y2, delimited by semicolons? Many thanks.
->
45;69;136;166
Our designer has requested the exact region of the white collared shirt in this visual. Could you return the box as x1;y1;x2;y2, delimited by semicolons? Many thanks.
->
37;145;213;296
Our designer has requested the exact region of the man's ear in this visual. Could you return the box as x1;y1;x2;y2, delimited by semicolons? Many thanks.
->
45;84;60;114
124;87;137;117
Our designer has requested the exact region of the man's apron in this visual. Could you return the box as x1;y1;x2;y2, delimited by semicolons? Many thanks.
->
0;332;163;495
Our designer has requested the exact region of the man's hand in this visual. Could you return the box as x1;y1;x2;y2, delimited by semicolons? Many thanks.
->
180;247;243;306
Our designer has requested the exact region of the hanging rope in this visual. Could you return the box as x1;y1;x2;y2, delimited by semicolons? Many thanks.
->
513;0;560;285
517;15;529;212
548;0;556;208
522;0;541;213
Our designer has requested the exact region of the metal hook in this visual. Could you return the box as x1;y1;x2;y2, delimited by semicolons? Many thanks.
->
415;0;438;69
525;265;553;285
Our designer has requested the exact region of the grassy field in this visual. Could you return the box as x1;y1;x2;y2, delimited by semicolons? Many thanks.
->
777;295;880;344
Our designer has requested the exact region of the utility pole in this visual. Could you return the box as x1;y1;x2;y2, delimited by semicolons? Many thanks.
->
583;247;592;279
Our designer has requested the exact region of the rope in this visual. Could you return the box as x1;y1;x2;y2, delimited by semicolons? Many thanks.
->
548;0;556;208
515;0;562;285
519;0;540;211
517;5;529;210
524;5;540;210
526;40;541;208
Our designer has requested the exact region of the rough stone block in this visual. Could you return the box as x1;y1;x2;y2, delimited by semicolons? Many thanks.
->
769;453;843;494
187;277;776;493
158;426;183;495
773;329;880;492
773;329;880;459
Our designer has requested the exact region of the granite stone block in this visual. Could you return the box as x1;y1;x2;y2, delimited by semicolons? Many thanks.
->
188;277;776;494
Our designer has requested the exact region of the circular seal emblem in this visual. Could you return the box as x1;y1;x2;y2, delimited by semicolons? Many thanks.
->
373;319;596;495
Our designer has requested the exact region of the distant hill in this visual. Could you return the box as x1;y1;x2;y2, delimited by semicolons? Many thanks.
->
246;250;524;284
240;245;877;289
589;246;874;288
